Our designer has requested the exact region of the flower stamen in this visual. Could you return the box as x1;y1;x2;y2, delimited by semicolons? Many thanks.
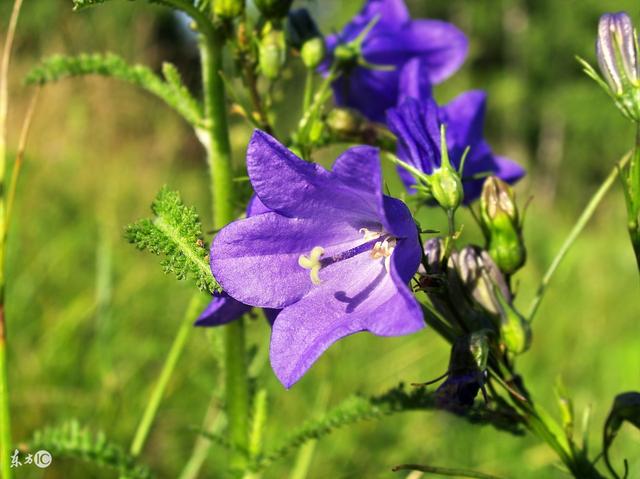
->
298;229;397;285
298;246;325;285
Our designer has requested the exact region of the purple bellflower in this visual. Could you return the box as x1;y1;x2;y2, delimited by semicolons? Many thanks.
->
211;130;424;387
387;60;525;202
196;196;279;327
325;0;468;122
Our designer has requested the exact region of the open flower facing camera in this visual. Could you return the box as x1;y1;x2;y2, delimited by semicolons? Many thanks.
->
1;0;638;478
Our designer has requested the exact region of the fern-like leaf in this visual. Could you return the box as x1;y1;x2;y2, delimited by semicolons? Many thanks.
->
26;53;202;126
126;187;218;293
252;384;524;471
24;420;151;479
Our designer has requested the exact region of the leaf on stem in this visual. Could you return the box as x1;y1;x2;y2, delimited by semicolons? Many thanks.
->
26;53;203;126
24;420;151;479
251;383;524;472
126;187;219;293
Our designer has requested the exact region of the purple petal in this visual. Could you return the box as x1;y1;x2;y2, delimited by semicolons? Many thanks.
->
338;0;410;42
331;145;383;194
246;130;380;222
441;90;487;149
380;196;421;281
362;20;467;85
211;212;356;309
493;155;526;183
390;20;467;84
195;293;252;327
330;67;400;122
386;97;441;174
246;194;271;216
270;247;423;388
399;57;433;104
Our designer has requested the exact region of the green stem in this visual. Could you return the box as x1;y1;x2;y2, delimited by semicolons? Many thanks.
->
295;64;339;156
224;320;249;471
302;68;314;113
199;26;250;473
199;33;234;229
527;152;631;321
0;1;24;476
129;293;208;457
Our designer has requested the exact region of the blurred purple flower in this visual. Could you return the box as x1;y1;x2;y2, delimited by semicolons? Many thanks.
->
211;130;424;387
387;60;525;202
196;196;279;327
324;0;468;122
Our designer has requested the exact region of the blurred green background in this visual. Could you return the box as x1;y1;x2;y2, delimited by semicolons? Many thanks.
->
2;0;639;477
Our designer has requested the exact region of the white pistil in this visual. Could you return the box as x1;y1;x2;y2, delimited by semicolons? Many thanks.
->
298;246;324;285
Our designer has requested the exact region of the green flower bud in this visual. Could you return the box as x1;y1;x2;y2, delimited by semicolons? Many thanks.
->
429;125;463;212
326;108;365;139
496;291;531;354
301;37;326;69
480;176;526;275
214;0;245;19
254;0;293;19
259;27;286;80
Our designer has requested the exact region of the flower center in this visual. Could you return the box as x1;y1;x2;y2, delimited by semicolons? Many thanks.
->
298;228;396;285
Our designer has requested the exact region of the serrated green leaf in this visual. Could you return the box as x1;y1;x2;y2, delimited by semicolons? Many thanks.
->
24;420;152;479
126;187;219;293
26;53;202;126
249;383;523;472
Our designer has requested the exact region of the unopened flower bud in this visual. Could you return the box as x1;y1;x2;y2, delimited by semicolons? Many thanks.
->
326;108;365;139
214;0;244;19
334;43;358;64
480;176;526;275
259;27;286;80
595;12;640;122
454;246;510;317
496;292;531;355
424;238;443;274
255;0;293;19
286;8;321;50
429;125;463;212
301;37;326;69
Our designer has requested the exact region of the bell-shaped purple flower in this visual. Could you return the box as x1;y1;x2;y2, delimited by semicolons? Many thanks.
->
387;61;525;202
211;130;424;387
325;0;468;122
196;196;279;327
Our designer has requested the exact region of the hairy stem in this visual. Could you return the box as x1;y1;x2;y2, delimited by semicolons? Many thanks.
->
199;26;249;473
527;152;631;321
129;293;208;457
0;0;24;476
199;33;234;229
